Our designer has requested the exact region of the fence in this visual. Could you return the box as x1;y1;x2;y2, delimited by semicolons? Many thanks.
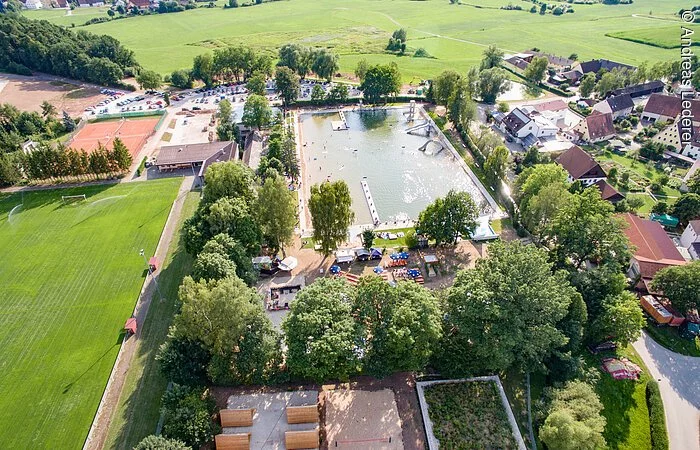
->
91;109;167;125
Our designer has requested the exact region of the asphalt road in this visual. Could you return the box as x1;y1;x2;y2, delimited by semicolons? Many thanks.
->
633;332;700;450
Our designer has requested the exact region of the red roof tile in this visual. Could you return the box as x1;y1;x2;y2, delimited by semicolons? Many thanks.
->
557;145;606;180
620;213;686;278
586;112;615;141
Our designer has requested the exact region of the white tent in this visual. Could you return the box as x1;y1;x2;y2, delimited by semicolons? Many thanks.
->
278;256;298;272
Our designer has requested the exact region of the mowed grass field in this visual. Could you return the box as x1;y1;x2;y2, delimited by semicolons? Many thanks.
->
608;25;700;49
27;0;691;81
0;178;181;449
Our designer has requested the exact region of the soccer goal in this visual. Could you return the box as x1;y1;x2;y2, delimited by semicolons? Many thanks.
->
62;194;87;204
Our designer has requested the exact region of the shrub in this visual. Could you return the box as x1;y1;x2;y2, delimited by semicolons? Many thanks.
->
405;229;418;249
161;384;219;448
413;48;432;58
134;435;191;450
646;380;669;450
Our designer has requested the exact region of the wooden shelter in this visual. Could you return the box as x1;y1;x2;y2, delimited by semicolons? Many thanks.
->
220;408;255;427
286;405;319;424
124;317;137;335
214;433;251;450
148;256;158;272
285;429;320;450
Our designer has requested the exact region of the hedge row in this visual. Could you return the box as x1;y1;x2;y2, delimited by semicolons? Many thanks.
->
501;65;573;98
294;95;426;107
646;380;669;450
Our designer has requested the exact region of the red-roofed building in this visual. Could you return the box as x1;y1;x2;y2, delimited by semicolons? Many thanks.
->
556;145;607;186
595;179;624;204
640;94;700;124
571;112;615;143
620;213;686;290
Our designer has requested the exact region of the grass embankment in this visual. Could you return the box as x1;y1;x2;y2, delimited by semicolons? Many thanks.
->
27;0;688;80
607;25;700;49
104;191;200;449
644;323;700;357
424;381;518;448
0;178;181;449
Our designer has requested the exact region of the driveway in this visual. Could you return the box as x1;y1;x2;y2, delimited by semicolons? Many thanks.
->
633;332;700;450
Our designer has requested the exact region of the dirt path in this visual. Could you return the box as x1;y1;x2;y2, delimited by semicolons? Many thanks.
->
82;176;195;450
633;332;700;450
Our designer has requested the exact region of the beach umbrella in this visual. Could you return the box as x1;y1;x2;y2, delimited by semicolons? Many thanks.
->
330;265;341;274
373;266;384;274
278;256;298;271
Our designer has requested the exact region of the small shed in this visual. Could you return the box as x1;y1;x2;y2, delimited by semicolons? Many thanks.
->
278;256;298;272
649;213;679;228
124;317;137;335
354;248;371;261
148;257;158;272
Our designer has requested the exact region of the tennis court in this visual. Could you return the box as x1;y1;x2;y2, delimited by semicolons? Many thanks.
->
69;117;160;158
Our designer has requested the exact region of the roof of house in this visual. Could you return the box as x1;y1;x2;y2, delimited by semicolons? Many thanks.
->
579;59;635;75
156;141;236;167
556;145;607;180
129;0;150;7
561;69;583;81
692;242;700;256
688;220;700;234
606;94;634;113
524;51;574;67
505;56;529;71
55;0;68;6
609;80;665;98
643;94;683;118
532;99;569;113
502;108;532;134
595;179;624;203
586;112;615;141
620;213;686;278
242;131;264;170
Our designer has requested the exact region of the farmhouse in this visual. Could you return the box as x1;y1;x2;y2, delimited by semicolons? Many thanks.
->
496;107;558;146
680;221;700;260
155;141;237;182
607;80;665;99
592;94;634;120
129;0;151;8
571;112;615;143
652;119;700;160
639;93;700;124
620;213;687;291
556;145;608;186
23;0;43;9
577;59;635;76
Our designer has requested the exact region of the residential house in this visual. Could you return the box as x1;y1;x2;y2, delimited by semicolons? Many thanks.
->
23;0;43;9
78;0;105;6
54;0;67;7
577;59;636;76
640;93;689;123
652;119;700;160
680;220;700;260
607;80;665;99
129;0;151;9
504;55;530;71
571;112;615;143
620;212;687;291
523;99;570;125
556;145;608;186
496;107;557;147
595;179;624;204
155;141;237;185
242;131;264;172
592;94;634;120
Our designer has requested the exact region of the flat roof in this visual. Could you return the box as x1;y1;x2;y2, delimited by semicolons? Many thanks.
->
155;141;236;167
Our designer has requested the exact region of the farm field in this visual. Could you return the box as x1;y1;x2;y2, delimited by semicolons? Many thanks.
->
0;178;181;449
27;0;691;81
607;25;699;49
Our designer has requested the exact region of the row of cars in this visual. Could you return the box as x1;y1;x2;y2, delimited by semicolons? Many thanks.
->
85;91;127;114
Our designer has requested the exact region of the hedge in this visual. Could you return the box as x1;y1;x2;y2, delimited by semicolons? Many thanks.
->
646;380;669;450
294;95;426;107
501;65;573;98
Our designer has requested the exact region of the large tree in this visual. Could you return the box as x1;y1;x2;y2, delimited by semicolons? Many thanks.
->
589;291;644;346
672;193;700;224
242;94;272;130
417;190;479;246
202;161;257;205
191;53;214;87
360;63;401;104
579;73;596;98
483;144;509;185
308;180;354;253
246;71;267;96
134;435;191;450
201;233;257;286
524;55;549;83
311;48;339;82
436;241;577;376
539;381;607;450
651;261;700;314
274;66;300;108
480;45;504;70
282;278;360;382
354;277;442;376
137;69;162;90
433;70;462;106
255;171;297;254
477;67;511;103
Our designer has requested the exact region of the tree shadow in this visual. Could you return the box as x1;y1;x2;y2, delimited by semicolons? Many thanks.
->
63;340;122;394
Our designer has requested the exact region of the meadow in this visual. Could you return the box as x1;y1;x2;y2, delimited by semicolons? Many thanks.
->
0;178;180;449
27;0;690;81
608;25;700;49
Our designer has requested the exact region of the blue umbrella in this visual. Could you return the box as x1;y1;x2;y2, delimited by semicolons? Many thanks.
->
373;266;384;274
399;252;410;260
330;265;341;274
408;269;421;278
390;253;400;260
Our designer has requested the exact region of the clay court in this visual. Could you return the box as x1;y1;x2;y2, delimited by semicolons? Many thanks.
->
0;74;106;116
69;117;161;158
325;389;404;450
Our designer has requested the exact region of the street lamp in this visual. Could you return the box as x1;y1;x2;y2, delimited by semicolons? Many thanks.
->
140;248;164;302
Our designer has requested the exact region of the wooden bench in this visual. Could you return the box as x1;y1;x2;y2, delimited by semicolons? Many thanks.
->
286;405;319;424
214;433;251;450
220;408;255;427
285;429;320;449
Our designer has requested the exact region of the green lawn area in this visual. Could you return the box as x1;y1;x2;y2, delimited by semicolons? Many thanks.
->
373;227;414;249
27;0;688;80
627;193;656;215
644;323;700;357
607;25;700;49
105;190;200;449
424;380;518;448
0;178;181;449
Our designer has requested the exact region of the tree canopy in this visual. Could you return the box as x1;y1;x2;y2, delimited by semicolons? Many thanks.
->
255;171;297;253
360;63;401;104
242;94;272;130
274;66;300;108
417;190;479;245
651;261;700;314
308;180;354;253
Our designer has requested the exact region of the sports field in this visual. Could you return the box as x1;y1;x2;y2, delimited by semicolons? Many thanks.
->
27;0;691;81
0;178;181;449
69;117;160;158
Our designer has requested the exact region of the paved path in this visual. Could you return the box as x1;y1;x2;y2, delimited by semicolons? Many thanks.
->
633;332;700;450
83;176;194;450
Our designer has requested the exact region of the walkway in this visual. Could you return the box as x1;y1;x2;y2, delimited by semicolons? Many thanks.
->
633;332;700;450
83;176;195;450
360;179;380;225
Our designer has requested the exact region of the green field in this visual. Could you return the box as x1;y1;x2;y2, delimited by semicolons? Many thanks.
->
608;25;699;49
26;0;690;81
0;178;181;448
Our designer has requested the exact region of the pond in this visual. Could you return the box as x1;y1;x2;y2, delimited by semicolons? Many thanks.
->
300;107;492;225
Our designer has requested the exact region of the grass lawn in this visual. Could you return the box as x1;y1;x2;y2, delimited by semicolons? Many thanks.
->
27;0;689;80
607;25;700;49
373;227;414;249
643;322;700;357
627;193;657;215
104;191;200;449
0;178;181;449
424;381;518;448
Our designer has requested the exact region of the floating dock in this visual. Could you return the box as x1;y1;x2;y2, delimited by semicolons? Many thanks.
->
361;179;381;225
331;110;349;131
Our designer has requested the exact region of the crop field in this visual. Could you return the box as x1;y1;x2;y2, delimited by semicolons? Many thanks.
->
0;178;181;449
607;25;700;49
27;0;690;81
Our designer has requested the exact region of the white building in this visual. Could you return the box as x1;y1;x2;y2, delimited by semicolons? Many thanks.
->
680;221;700;260
24;0;43;9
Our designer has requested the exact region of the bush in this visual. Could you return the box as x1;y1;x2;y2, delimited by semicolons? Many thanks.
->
405;229;418;249
134;435;191;450
646;380;669;450
161;384;219;448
